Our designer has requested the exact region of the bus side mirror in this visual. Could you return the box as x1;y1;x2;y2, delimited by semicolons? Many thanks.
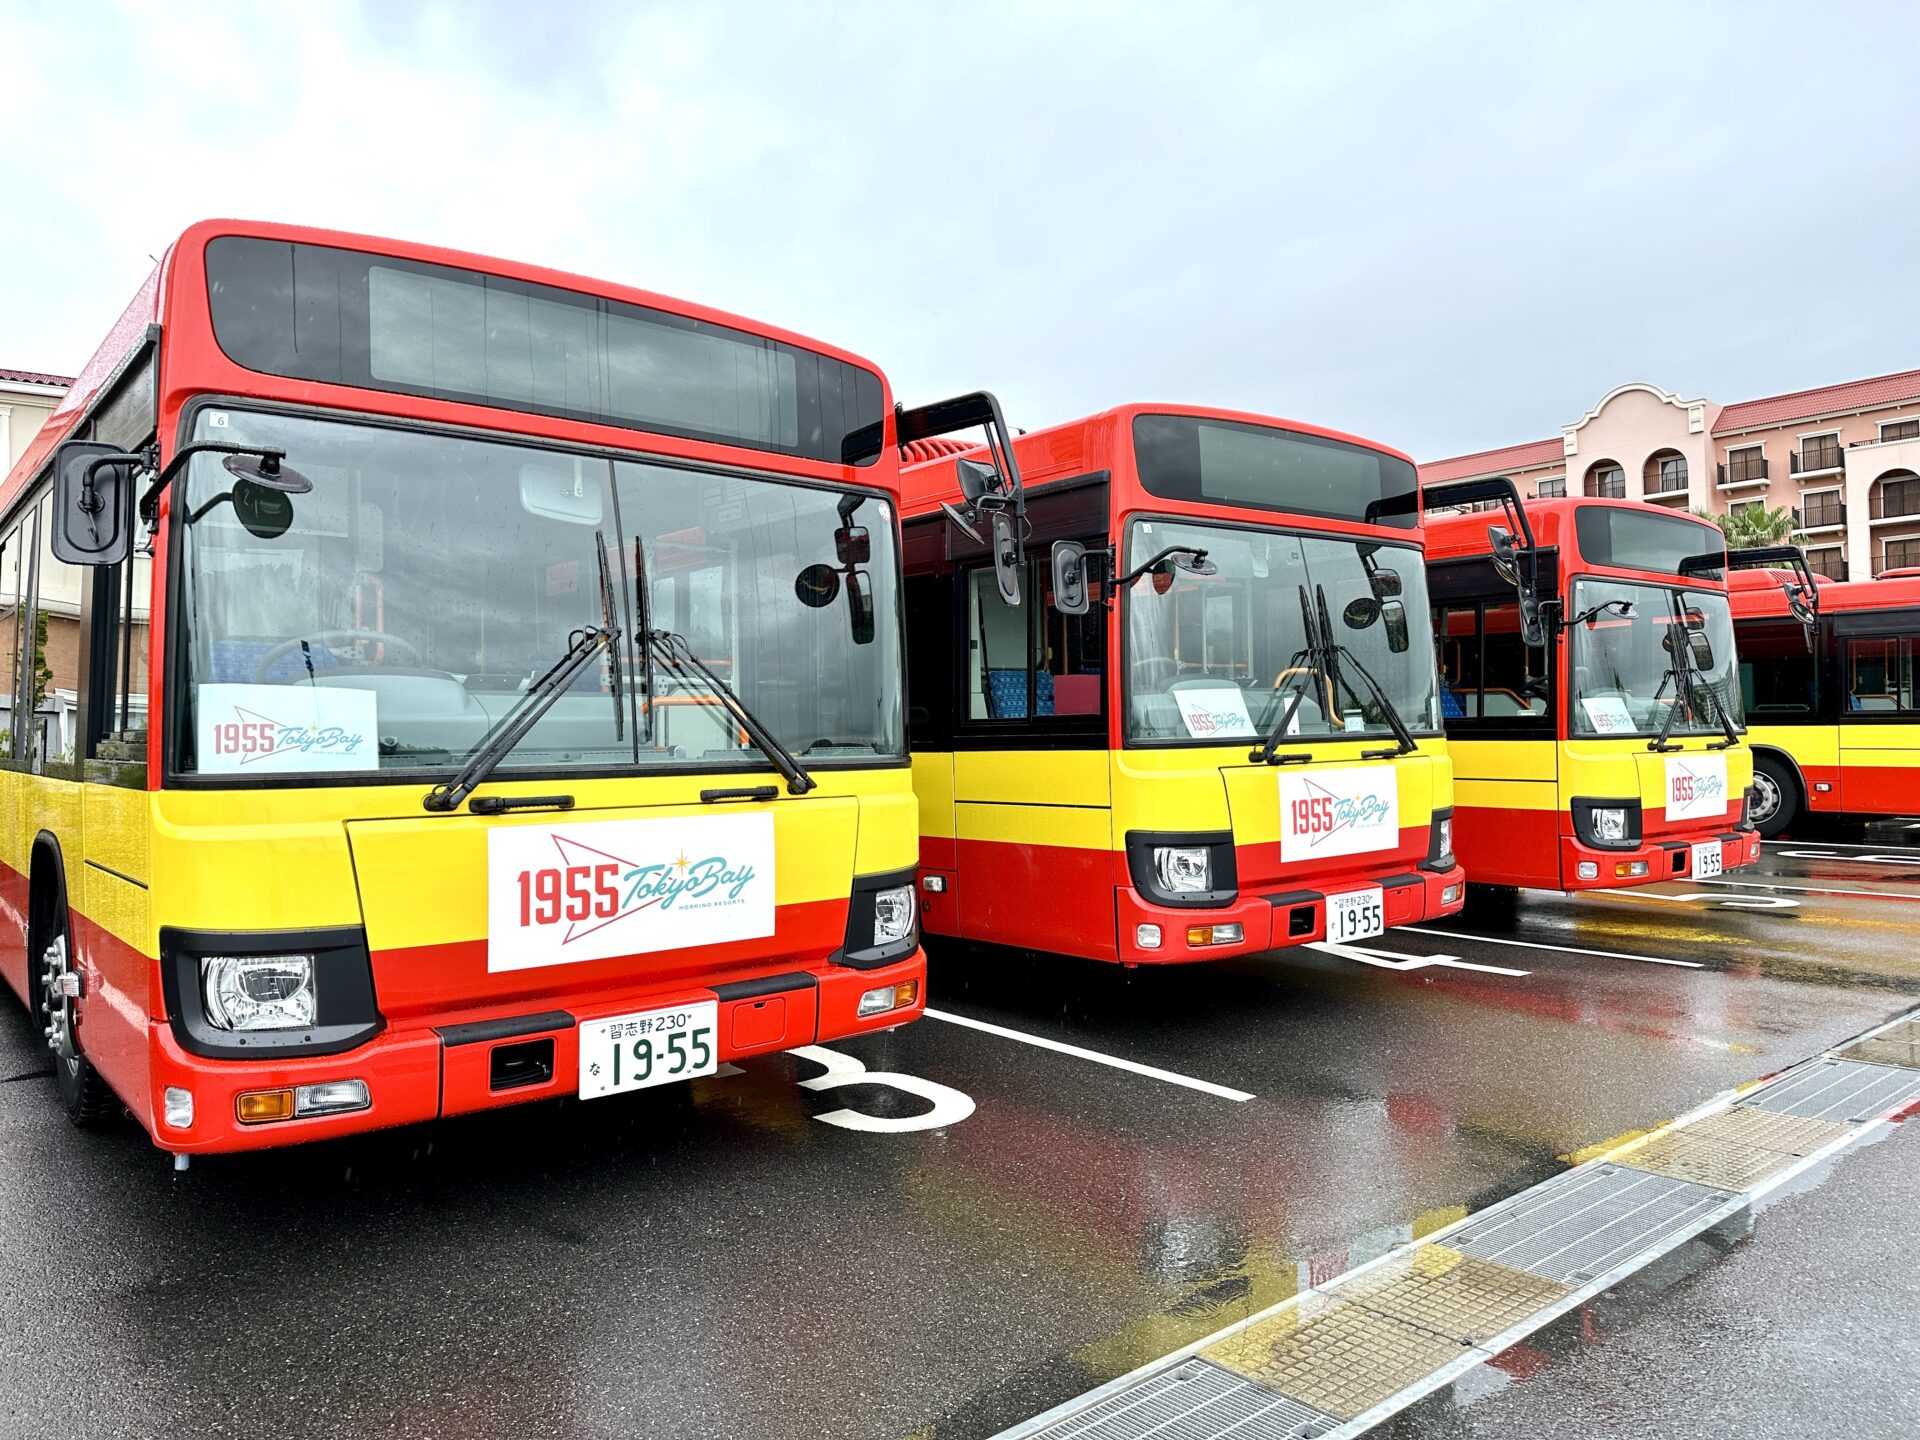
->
956;457;998;504
1687;629;1714;670
1051;540;1089;615
51;440;140;566
990;511;1021;607
835;524;870;566
1487;524;1547;648
1381;599;1410;653
846;569;876;645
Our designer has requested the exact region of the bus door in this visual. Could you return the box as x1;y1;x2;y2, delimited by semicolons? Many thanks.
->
1834;618;1920;814
1428;568;1557;886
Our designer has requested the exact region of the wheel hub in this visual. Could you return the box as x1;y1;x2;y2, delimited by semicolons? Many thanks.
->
39;935;78;1066
1750;770;1782;823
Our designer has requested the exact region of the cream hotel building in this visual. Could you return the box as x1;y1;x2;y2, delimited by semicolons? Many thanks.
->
1420;368;1920;582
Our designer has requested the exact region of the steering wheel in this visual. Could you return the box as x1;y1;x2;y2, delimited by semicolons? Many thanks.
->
252;630;424;683
1272;665;1339;714
1130;656;1181;693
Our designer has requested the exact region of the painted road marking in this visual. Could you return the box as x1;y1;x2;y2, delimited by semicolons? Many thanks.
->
1595;887;1801;910
1396;925;1704;970
1307;939;1527;977
791;1044;977;1132
1692;877;1920;902
1765;837;1920;853
1772;847;1920;867
923;1008;1256;1103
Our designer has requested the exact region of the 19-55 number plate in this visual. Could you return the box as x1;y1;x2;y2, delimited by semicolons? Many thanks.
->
578;1001;718;1099
1327;887;1385;944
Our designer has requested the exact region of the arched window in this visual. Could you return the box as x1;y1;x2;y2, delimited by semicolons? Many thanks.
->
1644;450;1687;495
1872;470;1920;522
1584;460;1625;499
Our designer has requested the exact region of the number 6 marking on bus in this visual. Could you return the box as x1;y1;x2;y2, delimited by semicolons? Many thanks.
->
790;1044;976;1133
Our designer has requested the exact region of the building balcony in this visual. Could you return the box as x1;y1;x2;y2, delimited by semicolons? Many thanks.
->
1869;508;1920;526
1717;458;1770;491
1790;448;1845;479
1794;501;1846;534
1644;481;1690;504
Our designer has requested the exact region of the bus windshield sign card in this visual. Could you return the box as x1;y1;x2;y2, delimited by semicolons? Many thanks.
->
487;813;776;972
196;683;379;773
1175;686;1257;739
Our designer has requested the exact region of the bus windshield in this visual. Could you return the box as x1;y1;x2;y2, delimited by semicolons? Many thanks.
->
1569;578;1740;738
1122;519;1440;744
172;407;902;780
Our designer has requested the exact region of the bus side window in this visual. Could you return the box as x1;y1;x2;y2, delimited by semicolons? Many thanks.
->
0;525;19;762
964;556;1107;723
967;565;1035;719
1846;636;1913;712
1479;601;1547;717
1738;620;1818;718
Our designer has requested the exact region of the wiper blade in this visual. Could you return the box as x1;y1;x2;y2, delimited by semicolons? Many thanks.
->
647;630;817;795
597;541;625;745
1326;643;1418;755
1251;585;1329;765
423;621;617;812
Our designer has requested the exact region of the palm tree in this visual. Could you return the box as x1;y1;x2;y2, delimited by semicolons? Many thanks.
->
1693;505;1802;549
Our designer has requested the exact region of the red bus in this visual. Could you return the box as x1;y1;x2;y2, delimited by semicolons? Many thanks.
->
1733;566;1920;833
899;405;1465;966
1422;488;1767;890
2;220;1007;1159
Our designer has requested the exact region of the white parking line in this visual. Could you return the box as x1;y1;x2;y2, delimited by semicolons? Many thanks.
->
1396;924;1704;969
1693;877;1920;902
922;1008;1255;1103
1764;837;1920;851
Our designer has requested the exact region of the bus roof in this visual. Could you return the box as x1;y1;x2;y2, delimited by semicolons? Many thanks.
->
5;218;893;516
899;401;1418;533
1425;494;1723;558
1731;566;1920;619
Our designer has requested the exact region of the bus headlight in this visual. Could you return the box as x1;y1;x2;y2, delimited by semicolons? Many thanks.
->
201;954;317;1031
1590;807;1629;844
1152;846;1212;894
872;885;917;946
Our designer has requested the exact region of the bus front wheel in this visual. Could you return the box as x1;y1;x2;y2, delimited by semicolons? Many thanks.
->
33;908;114;1128
1750;754;1800;839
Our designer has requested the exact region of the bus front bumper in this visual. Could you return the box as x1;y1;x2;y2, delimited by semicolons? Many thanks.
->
145;950;926;1155
1557;828;1762;889
1113;865;1466;964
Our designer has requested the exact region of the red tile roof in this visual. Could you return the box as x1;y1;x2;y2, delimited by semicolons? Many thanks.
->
1712;367;1920;434
1418;436;1562;485
0;368;73;389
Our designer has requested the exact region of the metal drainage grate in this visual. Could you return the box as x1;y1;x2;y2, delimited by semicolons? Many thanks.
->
1837;1016;1920;1072
1023;1359;1338;1440
1742;1057;1920;1123
1442;1163;1734;1285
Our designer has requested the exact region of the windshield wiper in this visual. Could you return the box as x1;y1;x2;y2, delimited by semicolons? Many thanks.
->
1647;614;1739;753
1250;585;1327;765
1314;585;1417;757
422;620;618;812
596;542;625;745
630;533;816;795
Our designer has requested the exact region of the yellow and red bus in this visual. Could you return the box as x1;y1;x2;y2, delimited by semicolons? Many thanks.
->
1734;566;1920;834
1;219;997;1159
899;405;1465;966
1422;487;1764;891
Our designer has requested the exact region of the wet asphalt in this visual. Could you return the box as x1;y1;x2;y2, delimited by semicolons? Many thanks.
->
1;828;1916;1440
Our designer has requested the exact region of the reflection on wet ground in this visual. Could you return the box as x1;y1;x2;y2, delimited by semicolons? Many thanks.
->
0;837;1915;1439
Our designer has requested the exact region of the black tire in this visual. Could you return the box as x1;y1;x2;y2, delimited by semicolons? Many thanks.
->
32;888;114;1127
1463;883;1520;919
1750;753;1800;839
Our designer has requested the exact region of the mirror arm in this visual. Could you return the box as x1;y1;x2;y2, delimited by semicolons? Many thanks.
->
136;442;288;525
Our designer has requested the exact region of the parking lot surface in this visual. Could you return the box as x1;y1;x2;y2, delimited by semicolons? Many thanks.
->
2;837;1916;1440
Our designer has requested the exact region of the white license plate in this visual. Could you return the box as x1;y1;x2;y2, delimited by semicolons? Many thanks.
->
578;1001;718;1099
1327;887;1385;943
1691;840;1724;879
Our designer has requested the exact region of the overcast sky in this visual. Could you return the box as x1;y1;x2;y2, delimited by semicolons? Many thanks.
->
4;1;1918;460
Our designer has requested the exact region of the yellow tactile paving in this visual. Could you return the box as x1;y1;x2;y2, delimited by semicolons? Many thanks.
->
1838;1017;1920;1072
1679;1105;1857;1158
1330;1244;1572;1346
1203;1291;1467;1421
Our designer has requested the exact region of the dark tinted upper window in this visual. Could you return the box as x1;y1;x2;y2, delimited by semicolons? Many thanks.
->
1131;414;1418;528
205;237;884;465
1574;505;1724;576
